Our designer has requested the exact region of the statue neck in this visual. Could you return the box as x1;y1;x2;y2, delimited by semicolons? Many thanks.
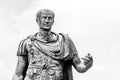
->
38;29;52;41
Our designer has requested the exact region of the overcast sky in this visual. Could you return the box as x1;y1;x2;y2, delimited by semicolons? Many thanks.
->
0;0;120;80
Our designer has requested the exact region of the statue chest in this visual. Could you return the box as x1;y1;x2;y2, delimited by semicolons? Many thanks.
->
25;41;64;80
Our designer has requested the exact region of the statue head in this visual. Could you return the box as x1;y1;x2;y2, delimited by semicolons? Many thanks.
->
36;9;55;31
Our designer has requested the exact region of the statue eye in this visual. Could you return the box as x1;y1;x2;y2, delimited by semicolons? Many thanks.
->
48;17;52;20
41;16;47;19
43;16;47;19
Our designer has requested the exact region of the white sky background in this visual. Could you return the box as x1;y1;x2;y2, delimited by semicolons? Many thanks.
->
0;0;120;80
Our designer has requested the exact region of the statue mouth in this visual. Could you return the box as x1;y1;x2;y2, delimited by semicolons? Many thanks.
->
43;24;50;27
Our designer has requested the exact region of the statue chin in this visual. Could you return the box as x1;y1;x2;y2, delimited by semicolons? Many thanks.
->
42;26;51;31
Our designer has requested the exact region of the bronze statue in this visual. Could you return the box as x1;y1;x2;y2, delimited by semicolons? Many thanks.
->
12;9;93;80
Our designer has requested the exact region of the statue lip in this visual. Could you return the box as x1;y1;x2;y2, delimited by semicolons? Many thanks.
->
43;22;50;26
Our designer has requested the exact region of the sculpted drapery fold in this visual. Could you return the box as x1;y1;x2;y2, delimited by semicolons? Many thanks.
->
16;33;78;80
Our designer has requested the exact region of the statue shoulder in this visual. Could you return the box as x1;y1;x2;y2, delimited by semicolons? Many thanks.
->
19;35;34;45
24;32;38;43
59;33;70;41
17;33;36;56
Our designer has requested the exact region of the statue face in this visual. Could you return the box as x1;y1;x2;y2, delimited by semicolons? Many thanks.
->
37;11;54;31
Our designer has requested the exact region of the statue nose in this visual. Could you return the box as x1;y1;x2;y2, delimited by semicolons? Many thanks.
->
45;18;49;22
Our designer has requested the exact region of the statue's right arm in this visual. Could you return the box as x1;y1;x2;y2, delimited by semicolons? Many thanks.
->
12;56;28;80
12;39;29;80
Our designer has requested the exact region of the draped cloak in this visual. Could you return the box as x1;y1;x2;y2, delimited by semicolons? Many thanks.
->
17;33;78;80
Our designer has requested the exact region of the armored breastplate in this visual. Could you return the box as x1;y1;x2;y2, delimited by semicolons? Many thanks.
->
25;35;64;80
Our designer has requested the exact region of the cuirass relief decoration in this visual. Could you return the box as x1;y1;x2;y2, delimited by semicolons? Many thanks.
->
25;37;64;80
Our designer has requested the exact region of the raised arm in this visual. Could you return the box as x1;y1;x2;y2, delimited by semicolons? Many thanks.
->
12;39;28;80
72;53;93;73
69;38;93;73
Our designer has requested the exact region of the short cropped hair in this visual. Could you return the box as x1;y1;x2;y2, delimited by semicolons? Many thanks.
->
36;9;55;19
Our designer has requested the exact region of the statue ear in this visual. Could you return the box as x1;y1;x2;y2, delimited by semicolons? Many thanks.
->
52;19;54;24
36;19;38;23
